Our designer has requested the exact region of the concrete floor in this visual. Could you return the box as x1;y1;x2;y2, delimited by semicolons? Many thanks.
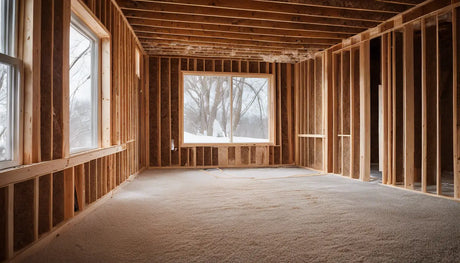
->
17;168;460;263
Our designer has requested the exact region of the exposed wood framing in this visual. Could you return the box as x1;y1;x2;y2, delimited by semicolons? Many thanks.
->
294;55;326;170
0;0;147;261
148;57;293;168
305;1;460;200
114;0;421;61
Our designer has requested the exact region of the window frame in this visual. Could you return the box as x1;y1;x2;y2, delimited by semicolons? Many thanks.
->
69;0;111;155
180;71;275;147
69;13;100;154
0;0;22;170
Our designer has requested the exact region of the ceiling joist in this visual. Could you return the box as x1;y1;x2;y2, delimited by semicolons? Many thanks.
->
133;0;393;22
256;0;413;12
122;10;366;34
132;25;340;45
127;18;353;39
115;0;426;62
118;0;380;29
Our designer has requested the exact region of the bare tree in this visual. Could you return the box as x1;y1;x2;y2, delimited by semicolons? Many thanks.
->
0;65;9;159
184;75;268;141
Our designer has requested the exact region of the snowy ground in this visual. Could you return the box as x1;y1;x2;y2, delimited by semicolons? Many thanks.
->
184;131;269;143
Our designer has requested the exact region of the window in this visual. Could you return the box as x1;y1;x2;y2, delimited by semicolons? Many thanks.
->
183;73;272;144
135;48;140;78
0;0;20;169
69;14;99;153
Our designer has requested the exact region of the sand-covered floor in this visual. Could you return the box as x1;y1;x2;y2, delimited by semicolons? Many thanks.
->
18;168;460;262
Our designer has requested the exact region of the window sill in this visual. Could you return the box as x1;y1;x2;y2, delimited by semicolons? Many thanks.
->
70;146;99;156
0;144;126;187
181;142;275;147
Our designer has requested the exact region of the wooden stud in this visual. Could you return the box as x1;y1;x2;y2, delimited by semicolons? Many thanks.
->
454;8;460;199
23;0;41;164
63;168;74;219
382;34;389;185
404;23;415;189
359;41;371;182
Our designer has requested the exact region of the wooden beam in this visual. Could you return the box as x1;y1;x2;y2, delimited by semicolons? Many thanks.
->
63;168;74;219
22;0;41;164
421;17;428;192
129;0;393;22
132;25;340;45
402;0;451;24
6;185;13;258
142;48;314;61
325;49;333;172
359;40;370;182
141;41;311;53
295;63;300;165
376;0;423;5
137;33;330;50
436;15;441;195
127;17;352;39
454;7;460;199
382;33;389;185
118;0;380;29
257;0;410;13
404;23;415;189
122;10;366;34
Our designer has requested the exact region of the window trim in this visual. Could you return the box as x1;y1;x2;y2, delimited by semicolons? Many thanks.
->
69;13;100;154
180;71;275;147
0;0;22;170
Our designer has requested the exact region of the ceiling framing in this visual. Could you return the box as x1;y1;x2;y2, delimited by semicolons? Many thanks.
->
116;0;426;62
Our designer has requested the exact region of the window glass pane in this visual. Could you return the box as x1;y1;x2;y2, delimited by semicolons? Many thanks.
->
0;0;7;54
232;77;269;143
0;62;11;161
183;75;231;143
69;24;96;152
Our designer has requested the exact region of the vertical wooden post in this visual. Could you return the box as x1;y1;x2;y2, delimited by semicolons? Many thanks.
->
387;33;394;185
360;41;371;181
7;185;13;259
350;49;357;178
392;31;398;186
404;23;415;189
436;16;442;195
75;164;85;211
325;50;334;173
294;63;300;165
144;56;150;167
63;168;74;219
23;0;41;164
382;34;389;185
454;8;460;199
33;177;39;240
61;0;70;158
421;18;427;192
